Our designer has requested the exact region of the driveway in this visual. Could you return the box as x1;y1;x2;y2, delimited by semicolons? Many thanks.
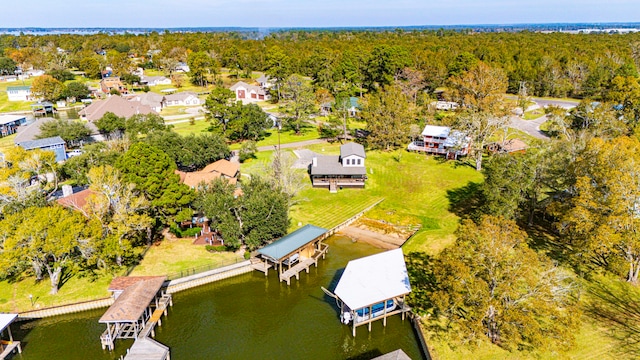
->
509;115;549;140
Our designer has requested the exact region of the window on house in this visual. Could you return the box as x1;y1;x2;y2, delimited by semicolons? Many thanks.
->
357;158;361;165
346;159;350;165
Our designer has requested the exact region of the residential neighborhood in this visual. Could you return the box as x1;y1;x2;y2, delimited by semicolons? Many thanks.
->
0;12;638;360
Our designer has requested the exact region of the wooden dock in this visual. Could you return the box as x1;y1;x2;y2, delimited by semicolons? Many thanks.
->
250;257;273;275
279;243;328;285
138;294;173;339
0;341;21;360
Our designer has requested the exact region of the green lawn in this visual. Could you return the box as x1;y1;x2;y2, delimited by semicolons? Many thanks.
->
279;144;484;253
0;78;35;113
0;272;112;313
167;119;211;136
427;317;618;360
0;133;17;152
129;237;244;277
523;107;546;120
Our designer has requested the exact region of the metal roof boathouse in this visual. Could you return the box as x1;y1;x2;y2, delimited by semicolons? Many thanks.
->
254;224;329;285
328;249;412;336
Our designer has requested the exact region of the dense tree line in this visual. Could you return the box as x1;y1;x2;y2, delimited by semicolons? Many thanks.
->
2;30;640;99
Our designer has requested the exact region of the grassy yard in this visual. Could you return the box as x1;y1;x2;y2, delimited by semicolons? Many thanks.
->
0;272;112;313
167;118;211;136
129;237;244;277
0;133;17;152
0;78;35;113
427;317;619;360
273;143;484;254
523;107;546;120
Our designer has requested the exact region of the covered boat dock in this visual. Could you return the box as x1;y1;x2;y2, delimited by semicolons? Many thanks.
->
99;276;172;352
332;248;412;336
255;224;328;285
0;314;21;360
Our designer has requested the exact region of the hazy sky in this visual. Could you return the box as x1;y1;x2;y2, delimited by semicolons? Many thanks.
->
6;0;640;28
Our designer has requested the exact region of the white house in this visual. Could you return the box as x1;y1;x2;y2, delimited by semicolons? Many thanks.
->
230;81;270;102
7;86;32;101
175;62;190;73
256;74;275;89
407;125;471;159
434;101;459;111
164;92;202;106
140;75;172;86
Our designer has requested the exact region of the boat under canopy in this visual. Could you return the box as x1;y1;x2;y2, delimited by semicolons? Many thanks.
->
331;248;412;336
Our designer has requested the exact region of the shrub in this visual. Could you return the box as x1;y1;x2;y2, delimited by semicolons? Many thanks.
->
244;251;251;260
205;245;227;252
169;223;202;238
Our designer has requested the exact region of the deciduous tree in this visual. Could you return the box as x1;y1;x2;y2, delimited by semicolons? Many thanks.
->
429;216;580;350
361;85;414;150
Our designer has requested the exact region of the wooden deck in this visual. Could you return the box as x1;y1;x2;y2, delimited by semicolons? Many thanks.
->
0;341;21;360
279;243;329;285
138;294;172;339
250;257;273;275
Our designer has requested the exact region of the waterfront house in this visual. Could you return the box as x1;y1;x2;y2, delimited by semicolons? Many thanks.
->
175;159;240;192
407;125;471;160
16;136;67;162
0;114;27;136
7;86;32;101
310;142;366;192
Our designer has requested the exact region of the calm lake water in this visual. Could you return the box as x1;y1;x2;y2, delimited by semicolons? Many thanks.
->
12;236;423;359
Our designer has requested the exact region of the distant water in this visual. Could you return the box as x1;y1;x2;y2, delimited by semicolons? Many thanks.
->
13;236;424;360
2;22;640;35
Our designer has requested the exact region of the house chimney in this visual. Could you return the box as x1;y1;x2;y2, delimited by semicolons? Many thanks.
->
62;184;73;198
312;157;317;167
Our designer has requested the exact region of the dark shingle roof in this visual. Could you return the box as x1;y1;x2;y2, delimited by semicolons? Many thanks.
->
17;136;65;150
340;142;366;158
310;155;367;176
257;224;327;261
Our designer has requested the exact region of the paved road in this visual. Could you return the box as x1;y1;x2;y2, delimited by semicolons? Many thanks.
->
509;115;549;140
506;95;579;110
506;96;578;139
256;138;327;152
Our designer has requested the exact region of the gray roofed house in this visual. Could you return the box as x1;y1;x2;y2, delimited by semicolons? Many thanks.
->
16;136;67;162
310;142;367;192
79;95;156;122
340;142;366;158
13;117;54;144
